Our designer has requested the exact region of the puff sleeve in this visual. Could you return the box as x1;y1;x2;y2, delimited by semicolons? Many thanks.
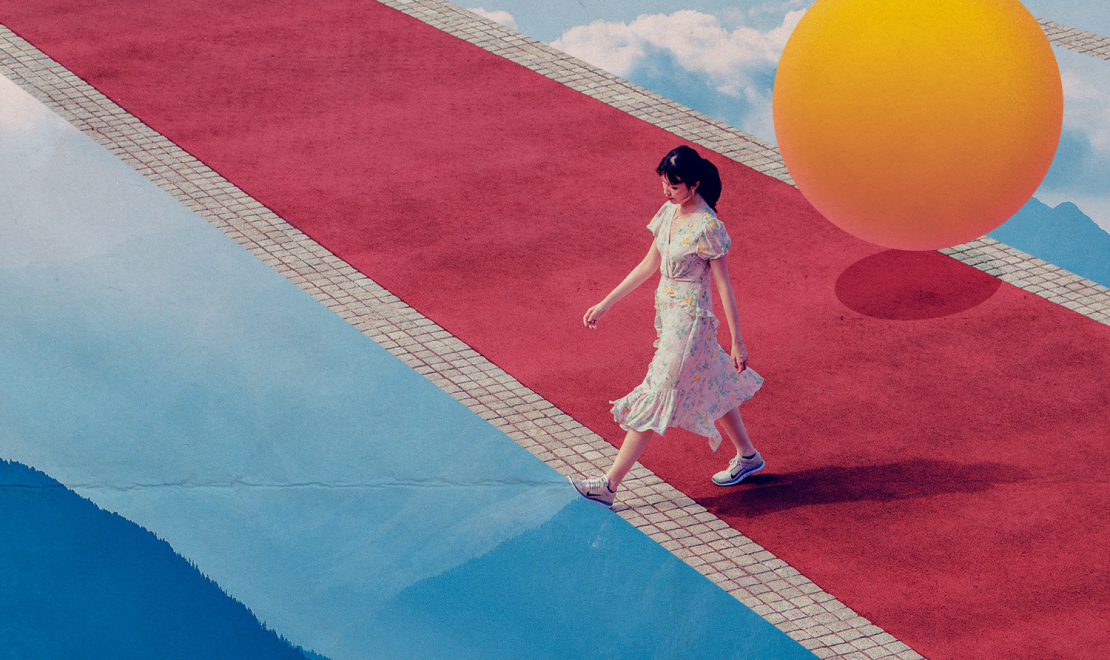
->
647;203;671;237
695;215;731;260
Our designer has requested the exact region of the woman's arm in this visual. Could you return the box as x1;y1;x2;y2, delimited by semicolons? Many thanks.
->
583;239;662;329
709;256;748;372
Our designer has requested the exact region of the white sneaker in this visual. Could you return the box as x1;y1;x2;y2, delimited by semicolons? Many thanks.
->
569;474;616;507
712;451;764;486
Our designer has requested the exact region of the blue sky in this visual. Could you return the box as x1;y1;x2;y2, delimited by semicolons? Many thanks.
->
468;1;1110;235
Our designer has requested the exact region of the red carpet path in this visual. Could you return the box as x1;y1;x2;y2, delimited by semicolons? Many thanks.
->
4;1;1108;658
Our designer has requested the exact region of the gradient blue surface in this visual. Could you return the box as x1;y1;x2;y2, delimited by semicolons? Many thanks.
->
0;75;812;658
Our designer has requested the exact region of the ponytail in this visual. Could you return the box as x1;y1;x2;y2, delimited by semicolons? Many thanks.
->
696;158;722;211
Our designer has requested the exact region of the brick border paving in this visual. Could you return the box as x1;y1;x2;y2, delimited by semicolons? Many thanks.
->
1040;18;1110;60
3;5;1108;659
941;238;1110;325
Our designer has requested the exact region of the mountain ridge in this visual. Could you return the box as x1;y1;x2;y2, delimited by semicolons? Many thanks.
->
988;197;1110;289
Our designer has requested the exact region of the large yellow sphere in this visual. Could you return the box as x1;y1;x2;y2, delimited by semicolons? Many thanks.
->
773;0;1063;251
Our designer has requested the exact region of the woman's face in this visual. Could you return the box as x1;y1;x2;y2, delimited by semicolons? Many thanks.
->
661;175;698;205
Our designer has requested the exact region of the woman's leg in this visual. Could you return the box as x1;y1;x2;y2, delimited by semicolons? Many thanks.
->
712;407;763;486
606;428;654;490
717;407;756;457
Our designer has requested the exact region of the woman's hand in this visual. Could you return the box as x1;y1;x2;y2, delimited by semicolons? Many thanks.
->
583;302;610;329
583;240;661;331
731;342;749;372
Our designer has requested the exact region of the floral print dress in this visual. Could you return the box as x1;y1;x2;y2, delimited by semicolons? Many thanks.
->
610;201;764;451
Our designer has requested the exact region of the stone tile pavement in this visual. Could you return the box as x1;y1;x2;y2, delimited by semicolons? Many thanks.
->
3;4;1109;659
1040;18;1110;60
941;239;1110;326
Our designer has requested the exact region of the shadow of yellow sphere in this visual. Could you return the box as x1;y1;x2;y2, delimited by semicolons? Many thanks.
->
773;0;1063;251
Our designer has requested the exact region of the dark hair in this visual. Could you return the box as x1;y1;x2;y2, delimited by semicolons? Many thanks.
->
656;146;722;210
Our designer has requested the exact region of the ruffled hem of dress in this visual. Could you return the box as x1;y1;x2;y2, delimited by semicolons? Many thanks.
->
610;388;681;437
610;369;764;452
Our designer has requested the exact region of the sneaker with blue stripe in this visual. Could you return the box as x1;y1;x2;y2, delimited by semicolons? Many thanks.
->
712;451;764;486
569;474;616;507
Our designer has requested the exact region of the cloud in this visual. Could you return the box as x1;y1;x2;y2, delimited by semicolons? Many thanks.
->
1059;66;1110;155
553;9;802;80
550;9;805;142
467;7;517;31
1032;46;1110;231
723;0;812;30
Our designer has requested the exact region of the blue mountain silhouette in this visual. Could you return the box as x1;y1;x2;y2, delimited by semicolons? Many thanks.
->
0;459;327;660
989;197;1110;289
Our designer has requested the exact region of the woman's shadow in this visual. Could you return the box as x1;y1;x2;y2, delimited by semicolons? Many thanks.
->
702;459;1031;517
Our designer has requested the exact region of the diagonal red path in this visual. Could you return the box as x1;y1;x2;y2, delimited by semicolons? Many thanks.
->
4;1;1108;657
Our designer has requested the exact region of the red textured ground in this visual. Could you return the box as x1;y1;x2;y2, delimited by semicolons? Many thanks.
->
4;1;1108;657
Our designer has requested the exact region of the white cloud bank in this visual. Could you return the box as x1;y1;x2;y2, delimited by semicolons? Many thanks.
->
467;7;517;30
551;9;804;141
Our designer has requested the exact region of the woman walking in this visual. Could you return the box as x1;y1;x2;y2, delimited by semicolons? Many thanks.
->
571;146;765;507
